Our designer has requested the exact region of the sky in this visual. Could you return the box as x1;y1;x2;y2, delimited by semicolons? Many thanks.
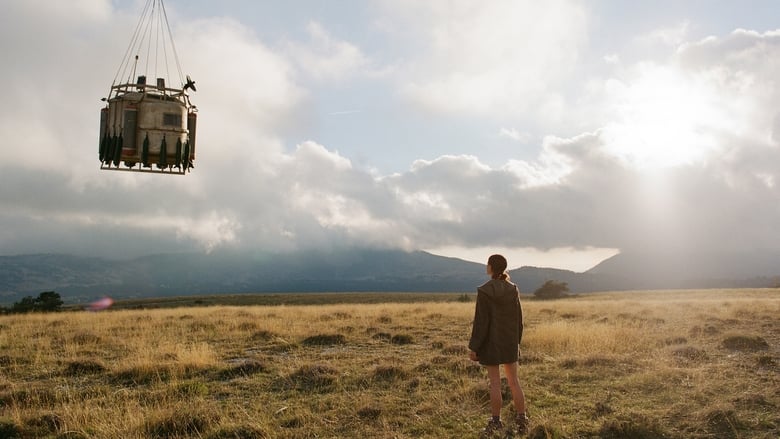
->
1;0;780;272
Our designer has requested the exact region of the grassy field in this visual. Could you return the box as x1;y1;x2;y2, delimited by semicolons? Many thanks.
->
1;289;778;438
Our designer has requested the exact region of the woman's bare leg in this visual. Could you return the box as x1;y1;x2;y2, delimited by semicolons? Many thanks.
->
486;365;503;417
502;362;526;414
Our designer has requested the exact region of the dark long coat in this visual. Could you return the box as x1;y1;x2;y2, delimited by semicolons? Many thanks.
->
468;278;524;366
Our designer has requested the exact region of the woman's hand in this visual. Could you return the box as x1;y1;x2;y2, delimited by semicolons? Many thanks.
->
468;350;479;362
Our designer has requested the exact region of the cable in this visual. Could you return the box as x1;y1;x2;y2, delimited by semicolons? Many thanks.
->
111;0;153;90
160;0;185;87
110;0;187;94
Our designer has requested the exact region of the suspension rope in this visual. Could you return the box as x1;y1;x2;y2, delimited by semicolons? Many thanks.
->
111;0;153;87
109;0;186;95
160;0;185;87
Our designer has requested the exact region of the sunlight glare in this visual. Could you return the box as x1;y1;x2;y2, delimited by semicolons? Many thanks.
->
603;65;726;170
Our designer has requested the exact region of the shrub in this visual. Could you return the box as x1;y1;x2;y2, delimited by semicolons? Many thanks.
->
533;280;570;300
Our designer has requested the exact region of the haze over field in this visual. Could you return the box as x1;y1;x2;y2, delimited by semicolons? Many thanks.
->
2;1;780;271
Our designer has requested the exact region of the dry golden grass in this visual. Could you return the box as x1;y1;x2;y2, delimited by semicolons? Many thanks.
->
0;289;778;438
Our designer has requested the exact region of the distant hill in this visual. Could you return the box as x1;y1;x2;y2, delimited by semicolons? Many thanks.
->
586;249;780;290
2;248;779;304
0;250;488;304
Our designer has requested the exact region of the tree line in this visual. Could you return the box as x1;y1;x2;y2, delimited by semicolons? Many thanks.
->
0;291;63;314
0;282;571;314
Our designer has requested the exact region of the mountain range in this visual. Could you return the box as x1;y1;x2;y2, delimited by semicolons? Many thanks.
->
1;248;779;304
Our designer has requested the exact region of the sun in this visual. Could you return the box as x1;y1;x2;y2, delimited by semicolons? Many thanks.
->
602;64;727;170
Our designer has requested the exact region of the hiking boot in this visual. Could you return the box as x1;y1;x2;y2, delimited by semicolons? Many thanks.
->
480;418;504;438
516;413;530;435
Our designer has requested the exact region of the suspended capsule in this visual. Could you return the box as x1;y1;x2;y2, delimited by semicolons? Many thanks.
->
98;0;198;175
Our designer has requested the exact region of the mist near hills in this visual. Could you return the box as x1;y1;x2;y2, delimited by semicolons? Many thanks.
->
1;248;779;304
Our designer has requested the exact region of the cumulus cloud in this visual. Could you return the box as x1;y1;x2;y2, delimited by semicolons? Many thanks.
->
284;21;373;82
378;0;587;119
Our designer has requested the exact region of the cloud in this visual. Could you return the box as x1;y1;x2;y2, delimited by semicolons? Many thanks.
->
284;21;373;82
379;0;588;119
639;20;691;47
499;128;532;143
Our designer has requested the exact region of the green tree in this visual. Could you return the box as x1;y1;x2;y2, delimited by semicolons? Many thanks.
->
533;280;570;300
35;291;64;312
10;291;63;313
11;296;37;313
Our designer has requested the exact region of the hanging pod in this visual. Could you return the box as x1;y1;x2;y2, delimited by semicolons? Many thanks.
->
142;133;150;167
158;136;168;169
175;137;182;169
104;134;116;165
113;134;123;167
183;140;191;171
99;132;110;162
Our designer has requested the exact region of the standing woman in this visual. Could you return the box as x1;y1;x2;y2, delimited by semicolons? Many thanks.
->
468;254;528;436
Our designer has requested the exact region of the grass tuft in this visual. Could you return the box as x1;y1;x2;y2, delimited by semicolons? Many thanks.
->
357;406;382;420
0;420;21;438
221;359;269;379
371;365;407;381
284;364;340;391
664;336;687;345
756;355;776;368
237;322;258;331
251;329;278;341
527;424;566;439
597;414;667;439
698;405;742;438
145;409;219;438
71;332;102;345
442;344;468;355
301;334;347;346
672;346;708;361
722;334;769;352
26;413;63;431
174;381;209;397
206;425;267;439
63;359;107;376
371;332;391;341
112;365;173;385
390;334;413;345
